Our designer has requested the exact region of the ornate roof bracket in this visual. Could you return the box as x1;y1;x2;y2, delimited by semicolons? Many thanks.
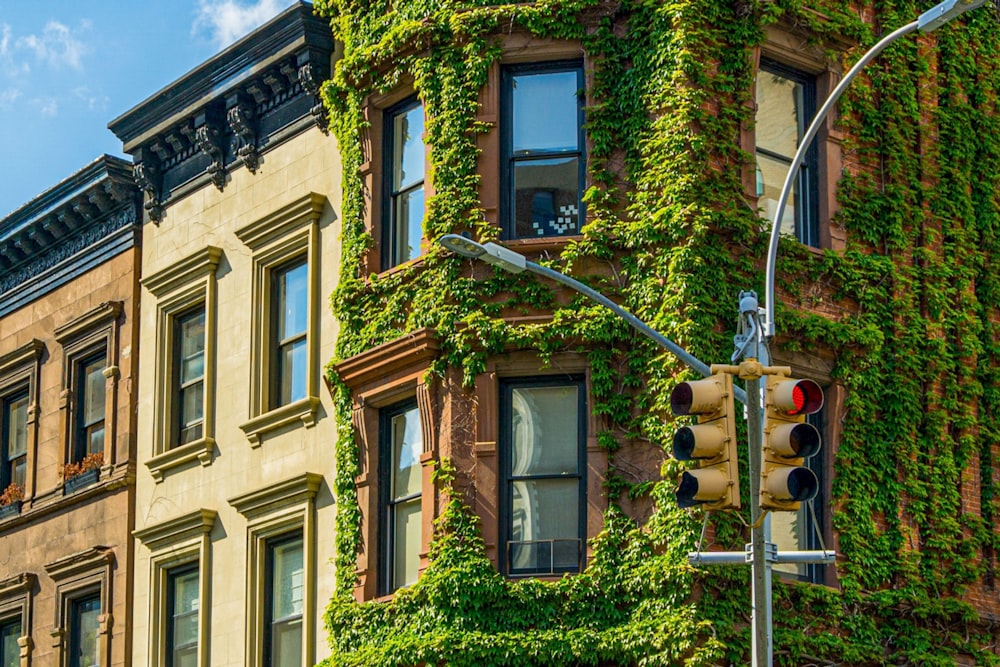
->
133;148;165;224
194;108;227;191
227;91;260;173
297;49;330;134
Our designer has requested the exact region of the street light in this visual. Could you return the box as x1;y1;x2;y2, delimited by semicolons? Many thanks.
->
762;0;991;340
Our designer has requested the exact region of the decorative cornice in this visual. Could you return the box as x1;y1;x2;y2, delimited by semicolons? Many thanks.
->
229;472;323;519
108;3;333;216
235;192;327;249
133;508;218;552
0;572;36;597
0;338;45;373
53;301;123;345
44;546;115;580
331;328;441;392
0;156;140;304
142;245;223;297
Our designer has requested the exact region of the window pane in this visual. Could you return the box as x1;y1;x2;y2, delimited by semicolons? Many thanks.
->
392;185;425;265
756;70;803;158
756;152;797;236
271;618;302;667
393;104;425;192
179;381;204;442
510;478;580;572
510;385;579;476
87;425;105;457
1;618;20;667
391;407;422;499
83;359;106;426
392;497;422;589
179;311;206;384
7;395;28;459
278;262;308;341
512;70;579;153
70;595;100;667
279;339;308;405
272;539;304;620
512;157;580;238
171;570;199;649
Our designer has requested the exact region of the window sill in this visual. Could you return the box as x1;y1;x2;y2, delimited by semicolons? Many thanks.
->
239;396;321;447
146;437;216;482
503;235;582;253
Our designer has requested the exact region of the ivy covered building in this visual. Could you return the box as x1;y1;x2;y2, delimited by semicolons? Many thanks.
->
316;0;1000;664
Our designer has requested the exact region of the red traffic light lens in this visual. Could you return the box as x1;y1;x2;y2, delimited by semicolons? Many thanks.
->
670;383;694;416
785;379;823;415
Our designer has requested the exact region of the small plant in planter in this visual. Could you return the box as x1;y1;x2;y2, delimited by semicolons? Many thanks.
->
0;483;24;507
61;452;104;481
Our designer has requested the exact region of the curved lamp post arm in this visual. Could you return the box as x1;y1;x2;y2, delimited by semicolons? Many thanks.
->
763;0;989;340
439;234;748;406
762;20;919;339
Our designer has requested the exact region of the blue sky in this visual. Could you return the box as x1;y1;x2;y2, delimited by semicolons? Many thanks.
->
0;0;294;217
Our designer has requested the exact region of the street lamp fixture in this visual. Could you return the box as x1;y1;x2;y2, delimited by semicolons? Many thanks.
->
439;234;526;272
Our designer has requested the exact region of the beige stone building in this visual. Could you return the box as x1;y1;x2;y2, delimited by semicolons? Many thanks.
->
109;5;340;666
0;155;141;667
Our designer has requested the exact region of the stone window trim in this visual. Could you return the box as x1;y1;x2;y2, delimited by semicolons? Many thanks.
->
229;472;322;667
0;572;37;667
747;21;850;252
471;351;605;573
142;246;223;481
236;192;327;446
54;302;123;474
43;546;115;667
0;339;44;502
329;328;440;601
133;509;217;667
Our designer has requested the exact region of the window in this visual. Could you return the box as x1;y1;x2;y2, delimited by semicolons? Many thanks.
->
755;60;819;247
236;193;325;445
382;97;426;268
229;473;321;666
379;401;423;594
499;377;586;575
134;509;215;667
173;307;206;447
772;410;827;583
166;565;199;667
67;593;101;667
502;61;585;239
264;534;303;667
143;247;220;479
1;390;28;493
1;615;20;667
272;259;308;408
74;352;107;463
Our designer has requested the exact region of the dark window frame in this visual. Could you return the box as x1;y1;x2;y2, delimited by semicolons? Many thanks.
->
500;60;587;240
73;350;107;464
270;256;309;410
263;531;304;667
377;399;422;596
66;590;101;667
498;375;587;576
1;388;29;491
171;305;207;448
0;613;21;667
757;59;820;248
381;95;426;270
165;563;199;667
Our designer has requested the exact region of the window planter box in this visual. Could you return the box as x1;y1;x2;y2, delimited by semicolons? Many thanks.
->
0;501;21;520
64;468;99;495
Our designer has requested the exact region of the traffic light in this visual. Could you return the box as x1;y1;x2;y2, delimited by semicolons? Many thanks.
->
670;372;740;510
761;375;824;511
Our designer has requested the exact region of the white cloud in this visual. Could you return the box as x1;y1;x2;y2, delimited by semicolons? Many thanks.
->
72;86;108;112
193;0;285;49
0;88;22;109
16;20;89;70
32;97;58;117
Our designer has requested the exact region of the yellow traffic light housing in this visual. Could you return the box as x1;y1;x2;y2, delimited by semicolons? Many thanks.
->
761;375;824;511
670;372;740;510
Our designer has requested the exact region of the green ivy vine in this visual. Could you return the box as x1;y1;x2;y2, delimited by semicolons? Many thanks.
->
314;0;1000;663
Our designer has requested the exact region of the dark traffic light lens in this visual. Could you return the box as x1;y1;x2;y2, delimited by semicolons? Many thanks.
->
785;380;824;415
788;423;821;458
672;427;696;460
670;383;694;416
675;471;703;508
785;467;819;502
